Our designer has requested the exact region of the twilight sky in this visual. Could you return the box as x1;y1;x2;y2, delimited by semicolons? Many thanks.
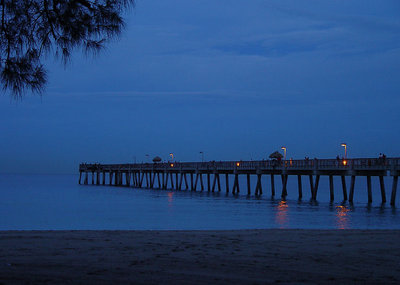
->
1;0;400;173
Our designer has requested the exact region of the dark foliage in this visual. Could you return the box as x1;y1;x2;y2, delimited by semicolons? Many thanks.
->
0;0;134;97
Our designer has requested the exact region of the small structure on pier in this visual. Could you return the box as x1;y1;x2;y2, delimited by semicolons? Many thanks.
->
79;158;400;205
152;156;162;163
269;151;283;159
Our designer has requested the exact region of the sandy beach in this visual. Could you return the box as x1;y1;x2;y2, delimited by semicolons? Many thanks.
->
0;230;399;284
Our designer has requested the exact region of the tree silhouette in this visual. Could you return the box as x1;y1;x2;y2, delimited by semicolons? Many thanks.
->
0;0;134;98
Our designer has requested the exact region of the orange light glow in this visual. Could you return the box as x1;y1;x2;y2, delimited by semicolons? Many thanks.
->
236;162;240;167
335;205;350;229
167;192;174;211
170;163;174;167
275;200;289;229
168;192;174;203
342;160;347;166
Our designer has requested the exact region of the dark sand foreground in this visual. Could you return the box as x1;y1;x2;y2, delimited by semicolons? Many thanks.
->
0;230;399;284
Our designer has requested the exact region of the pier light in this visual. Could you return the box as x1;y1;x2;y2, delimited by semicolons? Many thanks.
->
281;147;287;160
236;162;240;167
170;163;174;167
342;160;347;166
341;143;347;159
169;153;174;160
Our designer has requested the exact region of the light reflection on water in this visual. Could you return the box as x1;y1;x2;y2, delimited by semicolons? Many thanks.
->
275;200;289;229
0;174;399;230
167;191;174;203
167;192;174;213
335;205;350;229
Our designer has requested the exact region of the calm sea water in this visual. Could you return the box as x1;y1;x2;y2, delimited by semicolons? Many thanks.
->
0;174;399;230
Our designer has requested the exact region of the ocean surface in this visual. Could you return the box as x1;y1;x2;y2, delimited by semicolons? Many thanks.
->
0;174;399;230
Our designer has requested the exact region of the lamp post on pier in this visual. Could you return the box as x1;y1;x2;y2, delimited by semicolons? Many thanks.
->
281;146;287;160
199;151;204;162
169;153;174;161
341;143;347;159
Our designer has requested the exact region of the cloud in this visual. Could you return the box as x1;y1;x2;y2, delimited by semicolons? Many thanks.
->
4;0;400;173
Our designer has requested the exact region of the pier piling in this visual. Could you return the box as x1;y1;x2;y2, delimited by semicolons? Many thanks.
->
297;175;302;199
225;174;229;194
281;175;288;198
247;174;251;196
78;157;400;205
349;176;356;202
379;176;386;203
271;175;275;197
309;175;314;199
255;174;262;196
367;176;372;203
391;176;398;206
329;175;334;201
341;176;347;201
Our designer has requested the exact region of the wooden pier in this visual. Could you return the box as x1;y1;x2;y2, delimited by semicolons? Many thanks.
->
79;158;400;205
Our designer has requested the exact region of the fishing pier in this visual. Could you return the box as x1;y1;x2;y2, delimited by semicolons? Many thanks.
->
79;158;400;205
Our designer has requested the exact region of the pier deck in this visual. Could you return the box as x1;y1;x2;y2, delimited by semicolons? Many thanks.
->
79;158;400;205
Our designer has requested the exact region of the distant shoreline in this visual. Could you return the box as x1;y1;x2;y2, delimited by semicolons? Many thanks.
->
1;229;399;284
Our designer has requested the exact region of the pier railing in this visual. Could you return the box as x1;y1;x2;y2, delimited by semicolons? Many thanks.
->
78;157;400;205
80;157;400;172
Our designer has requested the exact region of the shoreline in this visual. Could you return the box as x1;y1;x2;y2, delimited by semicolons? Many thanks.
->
1;229;400;284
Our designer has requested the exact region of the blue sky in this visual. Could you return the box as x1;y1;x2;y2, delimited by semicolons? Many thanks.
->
1;0;400;173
